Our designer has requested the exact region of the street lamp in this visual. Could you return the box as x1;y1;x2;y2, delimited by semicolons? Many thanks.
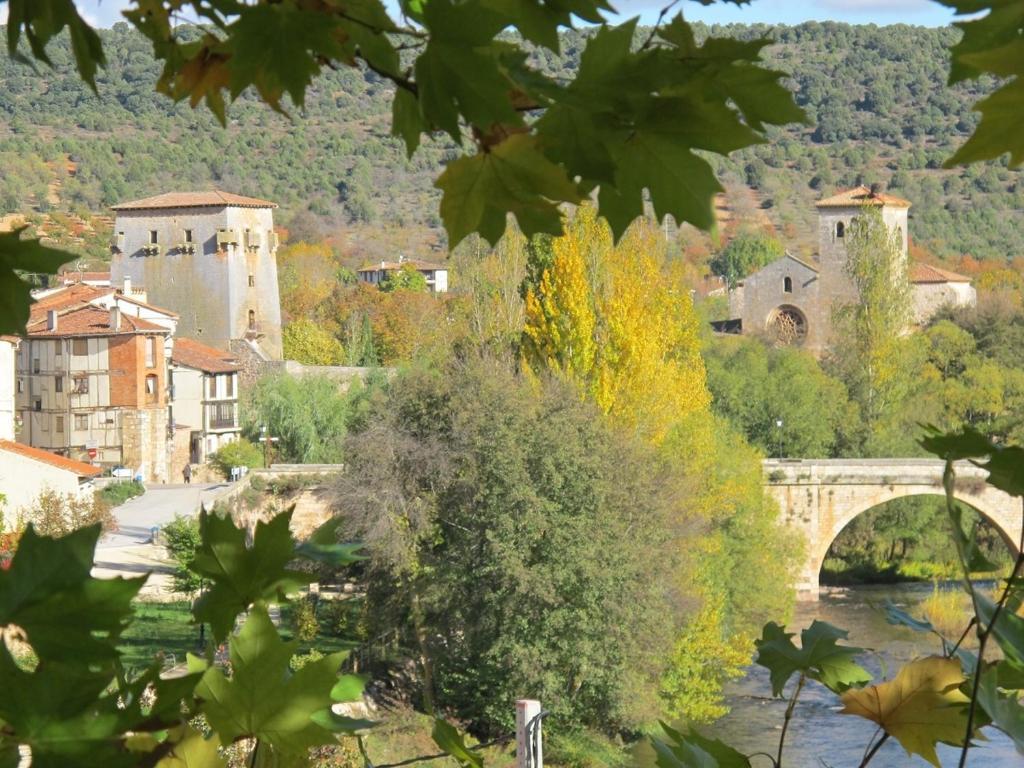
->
775;418;784;458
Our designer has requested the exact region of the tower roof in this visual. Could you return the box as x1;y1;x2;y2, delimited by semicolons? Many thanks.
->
815;185;911;209
111;190;278;211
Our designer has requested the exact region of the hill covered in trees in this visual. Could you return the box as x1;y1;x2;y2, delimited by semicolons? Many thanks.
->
0;20;1020;262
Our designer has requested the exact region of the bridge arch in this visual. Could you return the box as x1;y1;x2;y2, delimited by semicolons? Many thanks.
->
763;459;1023;596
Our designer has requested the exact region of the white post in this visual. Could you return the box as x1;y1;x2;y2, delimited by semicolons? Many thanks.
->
516;699;542;768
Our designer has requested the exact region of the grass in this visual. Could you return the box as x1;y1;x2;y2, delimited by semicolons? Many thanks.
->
100;480;145;507
118;598;361;671
920;584;972;638
119;601;198;671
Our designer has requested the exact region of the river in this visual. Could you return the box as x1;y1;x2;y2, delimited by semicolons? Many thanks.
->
635;583;1020;767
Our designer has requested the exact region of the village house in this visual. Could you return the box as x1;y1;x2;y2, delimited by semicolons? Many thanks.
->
357;256;449;293
0;336;18;441
0;439;102;525
16;288;173;483
110;190;284;359
168;337;242;469
725;186;976;351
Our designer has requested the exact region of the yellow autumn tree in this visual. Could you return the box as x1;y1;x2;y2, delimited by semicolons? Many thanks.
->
521;209;602;383
522;205;795;722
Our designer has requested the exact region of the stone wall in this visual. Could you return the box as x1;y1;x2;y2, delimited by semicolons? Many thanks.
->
122;406;170;483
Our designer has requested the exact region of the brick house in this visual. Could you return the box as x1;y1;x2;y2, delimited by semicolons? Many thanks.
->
357;257;449;293
17;300;172;482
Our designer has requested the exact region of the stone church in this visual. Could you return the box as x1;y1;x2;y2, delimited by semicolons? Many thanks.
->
725;186;976;352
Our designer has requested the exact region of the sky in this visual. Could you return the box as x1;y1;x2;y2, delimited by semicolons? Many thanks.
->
2;0;966;29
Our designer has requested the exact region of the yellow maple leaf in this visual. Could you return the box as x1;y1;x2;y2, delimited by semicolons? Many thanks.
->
840;656;971;767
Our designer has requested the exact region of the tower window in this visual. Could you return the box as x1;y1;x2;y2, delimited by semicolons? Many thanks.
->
248;309;257;330
184;229;193;243
149;230;159;244
248;274;255;288
835;221;845;239
783;276;793;293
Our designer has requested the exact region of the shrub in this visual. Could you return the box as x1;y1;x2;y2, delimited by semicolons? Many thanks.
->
26;489;116;537
291;595;320;643
99;480;145;507
162;515;204;596
209;438;264;480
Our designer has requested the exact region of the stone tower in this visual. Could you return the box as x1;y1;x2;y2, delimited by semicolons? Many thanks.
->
814;184;910;340
110;191;283;359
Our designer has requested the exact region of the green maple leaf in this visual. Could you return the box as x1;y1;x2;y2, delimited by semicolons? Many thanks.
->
0;227;74;336
196;607;358;756
432;719;483;768
939;0;1024;167
436;133;582;246
652;721;750;768
5;0;106;91
294;517;365;567
755;620;871;697
414;0;520;140
841;656;972;767
977;664;1024;754
227;4;347;112
0;524;144;663
392;88;426;159
190;509;310;642
154;726;226;768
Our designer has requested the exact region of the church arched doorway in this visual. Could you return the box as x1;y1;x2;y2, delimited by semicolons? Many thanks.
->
767;304;808;346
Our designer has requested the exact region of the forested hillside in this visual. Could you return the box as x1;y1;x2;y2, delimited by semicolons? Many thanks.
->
0;21;1020;262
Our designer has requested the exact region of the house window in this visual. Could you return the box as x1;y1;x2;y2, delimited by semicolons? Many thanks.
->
55;376;63;392
55;415;64;433
145;374;158;402
184;229;193;243
225;374;234;398
146;336;157;368
72;376;89;394
33;398;41;412
32;358;40;374
248;274;255;288
74;414;88;430
784;277;793;293
149;230;159;244
208;376;217;399
836;221;845;239
73;338;88;356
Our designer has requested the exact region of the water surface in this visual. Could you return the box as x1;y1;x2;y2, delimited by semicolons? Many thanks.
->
637;583;1019;767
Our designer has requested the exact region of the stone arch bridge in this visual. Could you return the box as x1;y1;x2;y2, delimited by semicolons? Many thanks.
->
763;459;1023;596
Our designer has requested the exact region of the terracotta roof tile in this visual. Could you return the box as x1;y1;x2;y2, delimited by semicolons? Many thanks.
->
0;439;102;476
112;190;277;211
910;263;972;284
171;337;240;373
25;306;169;337
816;185;912;209
30;285;109;322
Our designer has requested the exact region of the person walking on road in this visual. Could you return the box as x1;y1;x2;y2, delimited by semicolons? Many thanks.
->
183;463;192;485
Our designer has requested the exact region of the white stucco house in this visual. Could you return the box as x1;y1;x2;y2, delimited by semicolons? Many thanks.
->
0;439;102;525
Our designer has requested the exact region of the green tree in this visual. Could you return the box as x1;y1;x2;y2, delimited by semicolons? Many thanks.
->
245;373;352;463
705;336;856;457
828;205;916;452
333;359;682;736
380;264;428;293
282;318;346;365
162;514;205;596
209;438;264;479
709;230;785;287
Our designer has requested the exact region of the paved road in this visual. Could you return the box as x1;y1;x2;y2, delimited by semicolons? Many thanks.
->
98;483;230;549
